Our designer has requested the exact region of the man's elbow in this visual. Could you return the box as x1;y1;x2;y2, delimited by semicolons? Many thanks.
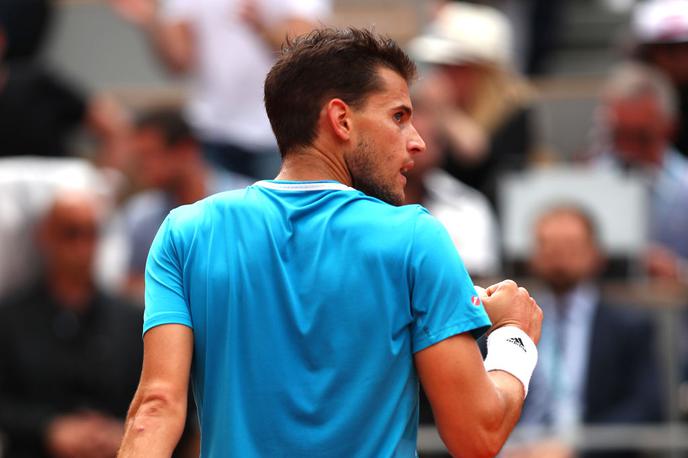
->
128;384;187;431
440;414;509;457
444;434;504;458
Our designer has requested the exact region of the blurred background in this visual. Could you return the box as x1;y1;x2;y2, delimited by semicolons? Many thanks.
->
1;0;688;457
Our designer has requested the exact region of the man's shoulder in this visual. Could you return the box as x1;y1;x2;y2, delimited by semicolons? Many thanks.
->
166;186;438;236
346;196;436;234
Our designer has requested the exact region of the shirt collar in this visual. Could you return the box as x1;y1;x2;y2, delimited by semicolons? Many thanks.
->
254;180;355;192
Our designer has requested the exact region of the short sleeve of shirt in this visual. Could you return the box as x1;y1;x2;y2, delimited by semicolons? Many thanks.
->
143;213;193;335
409;211;491;353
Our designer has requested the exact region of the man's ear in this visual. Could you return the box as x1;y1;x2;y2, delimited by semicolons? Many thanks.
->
325;98;353;141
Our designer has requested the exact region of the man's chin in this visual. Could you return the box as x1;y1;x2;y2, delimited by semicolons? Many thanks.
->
352;180;404;206
545;278;579;296
374;192;404;206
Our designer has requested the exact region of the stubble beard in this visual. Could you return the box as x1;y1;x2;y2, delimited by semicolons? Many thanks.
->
346;139;404;206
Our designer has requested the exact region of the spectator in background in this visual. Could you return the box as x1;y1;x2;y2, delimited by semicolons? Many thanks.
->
122;108;251;300
445;0;569;75
591;62;688;283
505;206;663;458
405;82;500;279
112;0;330;179
0;0;129;169
0;189;142;458
632;0;688;158
408;1;535;206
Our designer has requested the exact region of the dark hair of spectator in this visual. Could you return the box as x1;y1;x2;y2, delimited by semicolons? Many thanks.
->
0;0;53;61
264;27;417;156
134;108;195;147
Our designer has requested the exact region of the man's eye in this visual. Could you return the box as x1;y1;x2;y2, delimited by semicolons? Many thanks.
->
394;112;404;122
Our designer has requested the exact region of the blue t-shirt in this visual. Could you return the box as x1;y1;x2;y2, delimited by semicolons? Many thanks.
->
144;180;491;457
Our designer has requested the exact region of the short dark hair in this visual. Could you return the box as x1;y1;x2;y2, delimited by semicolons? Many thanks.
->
134;107;194;147
264;28;417;156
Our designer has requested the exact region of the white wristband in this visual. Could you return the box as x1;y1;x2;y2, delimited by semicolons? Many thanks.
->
483;326;538;398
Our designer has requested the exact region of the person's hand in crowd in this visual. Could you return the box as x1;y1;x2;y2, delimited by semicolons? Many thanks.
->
238;0;318;50
645;244;686;283
480;279;543;344
87;94;132;172
110;0;157;27
46;411;124;458
502;440;575;458
111;0;194;74
415;72;488;165
238;0;267;36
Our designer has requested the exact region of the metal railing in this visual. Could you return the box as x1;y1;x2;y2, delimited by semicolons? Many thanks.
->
419;424;688;456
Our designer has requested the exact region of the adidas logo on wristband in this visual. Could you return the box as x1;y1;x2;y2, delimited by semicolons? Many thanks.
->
506;337;527;352
484;326;539;398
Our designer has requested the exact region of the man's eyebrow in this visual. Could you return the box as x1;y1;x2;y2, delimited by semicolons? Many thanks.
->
393;105;413;115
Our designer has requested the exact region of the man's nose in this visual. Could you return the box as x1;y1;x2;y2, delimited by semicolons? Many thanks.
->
409;125;426;155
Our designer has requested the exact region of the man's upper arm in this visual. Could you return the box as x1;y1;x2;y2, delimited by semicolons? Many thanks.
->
138;211;193;411
140;324;193;400
415;333;494;422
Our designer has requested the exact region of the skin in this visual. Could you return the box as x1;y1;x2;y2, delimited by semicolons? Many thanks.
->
417;279;542;458
118;66;543;458
276;67;423;205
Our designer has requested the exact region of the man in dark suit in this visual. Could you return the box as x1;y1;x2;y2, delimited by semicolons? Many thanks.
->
0;189;143;458
504;205;663;458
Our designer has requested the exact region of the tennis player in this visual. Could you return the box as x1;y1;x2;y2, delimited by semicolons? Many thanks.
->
118;28;542;458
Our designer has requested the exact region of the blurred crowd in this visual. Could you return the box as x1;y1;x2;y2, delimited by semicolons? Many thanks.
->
0;0;687;457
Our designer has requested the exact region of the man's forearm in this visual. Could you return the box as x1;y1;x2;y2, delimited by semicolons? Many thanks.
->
437;370;525;458
141;19;194;74
118;391;187;458
485;370;527;439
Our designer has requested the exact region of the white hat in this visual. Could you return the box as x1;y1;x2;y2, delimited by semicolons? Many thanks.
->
632;0;688;44
407;2;513;67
